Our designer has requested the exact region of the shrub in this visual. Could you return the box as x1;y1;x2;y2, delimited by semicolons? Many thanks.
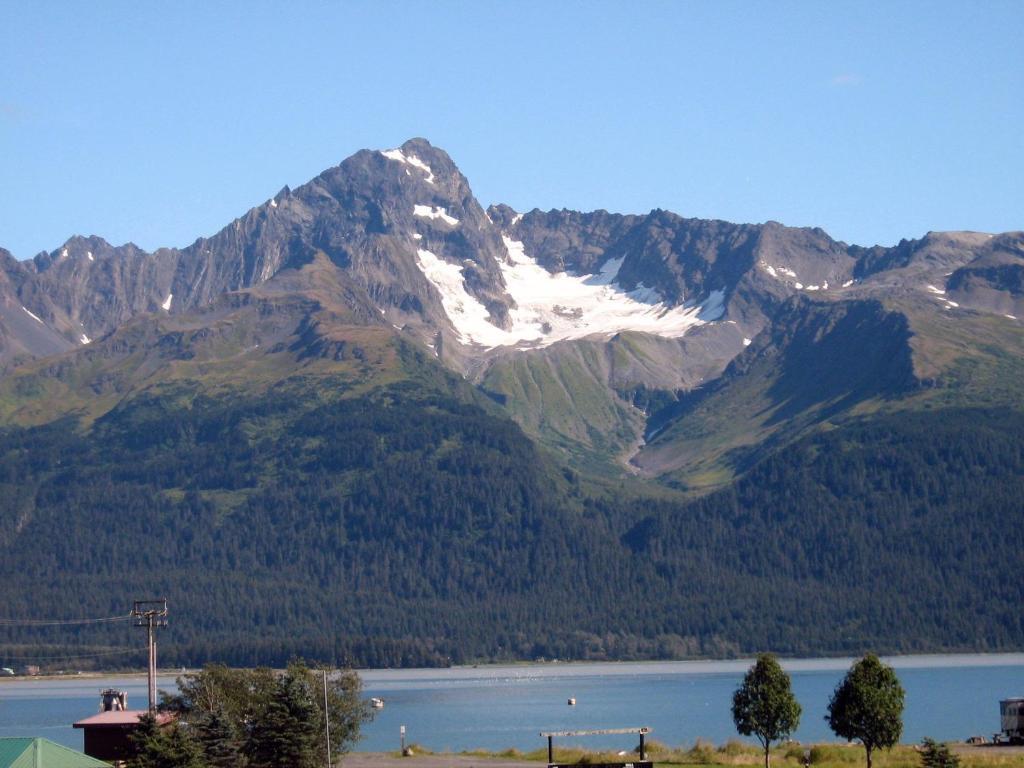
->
686;739;719;764
919;739;960;768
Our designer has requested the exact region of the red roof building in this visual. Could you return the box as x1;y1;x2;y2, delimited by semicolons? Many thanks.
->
72;711;173;764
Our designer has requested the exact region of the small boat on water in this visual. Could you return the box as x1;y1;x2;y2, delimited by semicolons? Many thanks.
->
567;697;576;706
370;697;385;709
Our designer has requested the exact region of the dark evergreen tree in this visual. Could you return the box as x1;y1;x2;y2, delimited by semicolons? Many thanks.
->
161;661;369;766
193;706;244;768
920;738;961;768
130;713;206;768
247;666;320;768
129;713;164;766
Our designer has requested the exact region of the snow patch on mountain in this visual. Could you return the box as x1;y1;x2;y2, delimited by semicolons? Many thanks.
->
382;149;436;185
760;261;801;282
413;236;721;349
22;306;44;324
415;248;506;346
80;334;91;344
414;205;459;226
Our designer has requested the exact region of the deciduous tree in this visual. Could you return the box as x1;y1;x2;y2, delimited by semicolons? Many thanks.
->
826;654;905;768
732;653;802;768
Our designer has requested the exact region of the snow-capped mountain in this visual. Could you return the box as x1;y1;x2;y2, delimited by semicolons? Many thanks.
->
1;139;1022;667
0;138;1021;479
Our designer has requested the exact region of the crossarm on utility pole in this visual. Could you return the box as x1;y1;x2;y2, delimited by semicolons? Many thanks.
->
131;599;168;713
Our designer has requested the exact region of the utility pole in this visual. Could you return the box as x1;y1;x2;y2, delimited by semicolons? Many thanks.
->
323;670;332;768
132;599;168;712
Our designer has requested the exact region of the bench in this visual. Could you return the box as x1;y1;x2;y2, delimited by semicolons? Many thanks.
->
540;727;654;767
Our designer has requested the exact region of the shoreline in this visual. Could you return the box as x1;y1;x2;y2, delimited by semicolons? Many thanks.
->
3;651;1024;684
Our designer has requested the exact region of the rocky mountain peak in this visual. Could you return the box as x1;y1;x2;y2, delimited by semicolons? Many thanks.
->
0;138;1020;377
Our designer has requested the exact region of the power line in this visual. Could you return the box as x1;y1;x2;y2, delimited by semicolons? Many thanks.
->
0;614;132;627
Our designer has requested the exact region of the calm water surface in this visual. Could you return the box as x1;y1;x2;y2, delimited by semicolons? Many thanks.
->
1;655;1022;753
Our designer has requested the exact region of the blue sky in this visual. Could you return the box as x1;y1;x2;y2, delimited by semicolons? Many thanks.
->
1;1;1021;259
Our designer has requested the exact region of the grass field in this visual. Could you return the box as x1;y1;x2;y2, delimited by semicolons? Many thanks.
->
386;740;1024;768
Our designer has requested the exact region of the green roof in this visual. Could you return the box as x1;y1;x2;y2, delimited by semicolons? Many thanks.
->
0;738;110;768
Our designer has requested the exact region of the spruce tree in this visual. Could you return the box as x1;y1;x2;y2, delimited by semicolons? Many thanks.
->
193;706;244;768
247;668;319;768
920;738;961;768
130;713;206;768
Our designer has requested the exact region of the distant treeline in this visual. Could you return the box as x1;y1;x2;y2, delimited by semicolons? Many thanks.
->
0;373;1021;668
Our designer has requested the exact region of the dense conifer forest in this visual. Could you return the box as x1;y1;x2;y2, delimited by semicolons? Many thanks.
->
1;370;1022;669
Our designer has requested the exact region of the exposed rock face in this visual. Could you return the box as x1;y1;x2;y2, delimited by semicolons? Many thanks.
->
0;139;516;368
490;205;643;274
944;233;1024;317
3;138;1021;372
1;138;1021;475
0;248;73;368
497;208;860;341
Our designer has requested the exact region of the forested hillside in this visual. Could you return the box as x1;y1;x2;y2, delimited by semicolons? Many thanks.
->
1;139;1021;670
2;373;1021;668
622;408;1024;653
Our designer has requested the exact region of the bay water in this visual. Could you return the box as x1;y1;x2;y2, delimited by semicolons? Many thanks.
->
1;654;1021;753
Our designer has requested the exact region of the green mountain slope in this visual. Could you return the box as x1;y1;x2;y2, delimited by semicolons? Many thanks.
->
0;254;394;426
633;295;1024;490
622;407;1024;653
0;140;1021;668
2;388;1022;667
1;266;1022;668
480;335;671;470
0;368;604;667
477;326;746;473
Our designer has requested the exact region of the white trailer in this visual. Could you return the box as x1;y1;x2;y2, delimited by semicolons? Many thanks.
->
1000;698;1024;744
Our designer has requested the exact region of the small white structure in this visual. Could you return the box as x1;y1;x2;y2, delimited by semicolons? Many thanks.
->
1000;698;1024;743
